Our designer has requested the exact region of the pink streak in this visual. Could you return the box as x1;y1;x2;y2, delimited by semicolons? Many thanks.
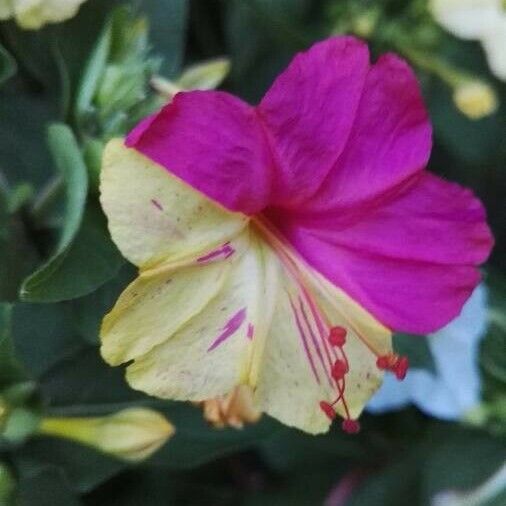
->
247;323;254;340
197;242;235;263
298;297;332;386
289;296;320;384
150;198;164;211
207;307;247;352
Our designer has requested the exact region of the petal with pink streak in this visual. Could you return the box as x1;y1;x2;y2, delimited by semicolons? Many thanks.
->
268;172;493;334
295;53;432;214
126;91;273;215
258;36;370;208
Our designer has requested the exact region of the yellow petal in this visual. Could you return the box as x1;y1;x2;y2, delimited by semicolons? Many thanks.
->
100;139;248;270
101;255;232;366
251;223;392;434
124;233;273;400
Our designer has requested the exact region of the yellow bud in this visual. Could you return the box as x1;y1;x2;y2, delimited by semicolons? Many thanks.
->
39;408;174;462
200;385;262;429
453;81;498;120
151;58;231;101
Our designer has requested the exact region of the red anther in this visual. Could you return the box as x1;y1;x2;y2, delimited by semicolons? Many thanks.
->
341;419;361;434
331;359;348;381
328;326;347;347
376;355;391;370
394;356;409;380
319;401;336;420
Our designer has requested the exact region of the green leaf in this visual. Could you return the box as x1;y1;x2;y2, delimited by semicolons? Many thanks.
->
393;333;435;372
20;124;94;302
75;13;112;123
150;404;281;470
48;124;88;253
142;0;189;77
15;465;81;506
0;183;39;301
481;272;506;394
419;425;506;504
14;437;126;494
70;264;136;345
11;303;84;378
0;44;16;86
0;304;26;388
20;202;124;302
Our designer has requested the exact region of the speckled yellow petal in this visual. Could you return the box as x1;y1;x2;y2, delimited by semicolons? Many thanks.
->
124;233;276;401
101;253;233;367
253;236;392;434
100;139;248;270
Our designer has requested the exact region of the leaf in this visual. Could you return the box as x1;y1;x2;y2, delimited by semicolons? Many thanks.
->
20;202;124;303
14;438;126;494
393;333;435;372
20;123;88;301
0;43;16;86
142;0;189;77
75;12;112;123
70;264;136;345
47;124;88;253
11;302;84;378
150;404;281;470
15;465;82;506
419;425;506;504
0;187;39;301
0;303;27;387
481;272;506;393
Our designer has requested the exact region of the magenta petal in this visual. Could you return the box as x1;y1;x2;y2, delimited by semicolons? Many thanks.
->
268;173;493;334
126;91;273;214
257;36;370;208
298;53;432;214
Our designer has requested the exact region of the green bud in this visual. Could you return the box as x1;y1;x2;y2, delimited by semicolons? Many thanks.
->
39;408;175;462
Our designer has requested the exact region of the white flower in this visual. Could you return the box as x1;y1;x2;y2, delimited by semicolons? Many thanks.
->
367;285;488;420
0;0;87;30
430;0;506;80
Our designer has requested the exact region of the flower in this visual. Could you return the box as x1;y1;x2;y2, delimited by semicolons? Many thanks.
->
0;0;87;30
367;285;488;420
199;385;262;429
430;0;506;80
453;80;498;119
99;36;492;435
39;408;174;462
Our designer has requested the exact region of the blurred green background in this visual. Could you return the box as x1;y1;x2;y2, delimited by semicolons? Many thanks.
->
0;1;505;504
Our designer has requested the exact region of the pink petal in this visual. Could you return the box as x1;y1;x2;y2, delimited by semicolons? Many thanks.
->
267;172;493;334
126;91;273;215
258;36;370;208
294;53;432;214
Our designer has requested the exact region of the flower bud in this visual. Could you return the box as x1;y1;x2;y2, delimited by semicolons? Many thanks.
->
200;385;261;429
453;81;498;120
39;408;174;462
151;58;231;101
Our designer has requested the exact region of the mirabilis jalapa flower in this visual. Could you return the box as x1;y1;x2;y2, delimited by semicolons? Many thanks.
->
100;36;493;435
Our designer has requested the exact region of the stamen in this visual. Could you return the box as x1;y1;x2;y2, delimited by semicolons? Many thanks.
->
394;356;409;380
319;401;336;420
328;326;347;347
331;359;348;381
376;353;409;380
341;419;361;434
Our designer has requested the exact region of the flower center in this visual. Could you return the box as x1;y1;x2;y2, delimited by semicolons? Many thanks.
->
251;214;408;434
